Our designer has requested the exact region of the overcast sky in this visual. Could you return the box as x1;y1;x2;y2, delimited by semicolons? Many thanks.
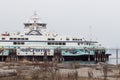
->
0;0;120;48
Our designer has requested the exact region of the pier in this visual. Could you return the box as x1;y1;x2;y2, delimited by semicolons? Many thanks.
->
0;47;111;63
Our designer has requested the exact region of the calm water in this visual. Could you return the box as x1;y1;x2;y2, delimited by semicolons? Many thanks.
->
107;49;120;64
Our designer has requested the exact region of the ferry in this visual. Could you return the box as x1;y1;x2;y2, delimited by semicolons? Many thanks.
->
0;13;109;62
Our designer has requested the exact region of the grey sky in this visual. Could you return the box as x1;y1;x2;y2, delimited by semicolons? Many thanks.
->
0;0;120;48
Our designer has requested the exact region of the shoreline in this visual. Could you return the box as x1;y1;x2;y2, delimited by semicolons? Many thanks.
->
0;62;119;80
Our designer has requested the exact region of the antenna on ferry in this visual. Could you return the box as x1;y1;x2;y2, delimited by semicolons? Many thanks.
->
31;11;39;22
34;11;37;16
89;25;92;42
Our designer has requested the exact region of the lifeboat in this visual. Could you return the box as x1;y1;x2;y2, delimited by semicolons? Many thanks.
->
1;32;10;36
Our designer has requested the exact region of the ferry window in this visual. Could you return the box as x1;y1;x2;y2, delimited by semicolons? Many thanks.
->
43;24;46;26
78;43;80;45
37;24;40;26
25;24;32;26
48;38;51;40
81;42;83;45
13;42;17;45
2;38;5;40
52;38;55;40
52;43;54;45
29;24;32;26
79;39;82;41
55;43;58;45
39;24;42;26
22;38;24;40
18;42;20;45
73;39;79;41
21;42;24;45
63;43;66;45
86;43;90;45
88;43;90;45
48;42;51;45
66;38;69;40
10;38;13;40
48;38;55;40
59;43;62;45
13;42;24;45
18;38;20;40
84;42;89;45
25;38;28;40
14;38;17;40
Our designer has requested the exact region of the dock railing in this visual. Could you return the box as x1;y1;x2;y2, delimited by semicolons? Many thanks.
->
106;48;120;65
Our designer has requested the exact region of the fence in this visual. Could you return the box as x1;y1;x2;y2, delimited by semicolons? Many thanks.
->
107;48;120;64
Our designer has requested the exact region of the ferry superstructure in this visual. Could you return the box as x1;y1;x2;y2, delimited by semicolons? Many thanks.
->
0;13;108;62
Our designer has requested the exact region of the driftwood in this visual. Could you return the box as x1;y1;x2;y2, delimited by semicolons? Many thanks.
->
0;69;17;77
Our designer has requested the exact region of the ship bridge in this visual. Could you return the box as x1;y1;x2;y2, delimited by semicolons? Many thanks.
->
24;12;47;35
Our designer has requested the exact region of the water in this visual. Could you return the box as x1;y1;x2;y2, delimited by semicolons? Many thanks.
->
107;49;120;64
